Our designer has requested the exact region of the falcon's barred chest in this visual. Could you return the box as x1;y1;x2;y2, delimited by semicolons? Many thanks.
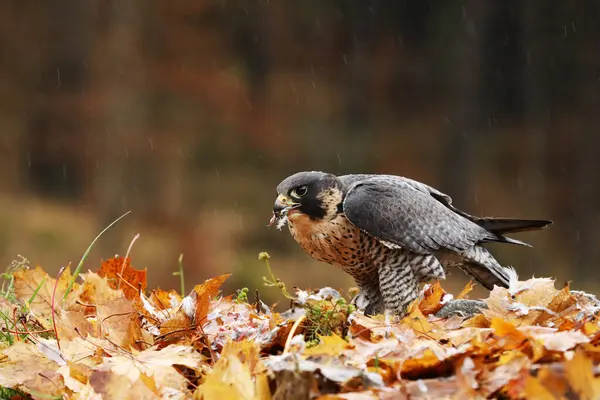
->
288;212;367;266
286;211;444;283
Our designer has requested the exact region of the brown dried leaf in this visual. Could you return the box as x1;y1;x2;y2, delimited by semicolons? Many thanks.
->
158;310;193;343
96;297;137;348
151;288;182;310
99;344;203;391
483;277;560;326
462;314;490;329
89;370;158;399
57;309;97;340
13;265;77;323
77;271;124;312
0;341;65;397
536;364;569;396
534;284;577;326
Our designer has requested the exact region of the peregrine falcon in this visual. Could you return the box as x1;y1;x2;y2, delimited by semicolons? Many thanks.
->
269;171;552;316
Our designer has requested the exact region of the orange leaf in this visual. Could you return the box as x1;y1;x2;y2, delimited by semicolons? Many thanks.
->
158;312;194;343
191;274;231;326
151;288;182;310
401;302;439;340
456;281;474;299
418;281;446;316
490;318;528;350
523;375;555;400
97;256;147;301
400;348;453;379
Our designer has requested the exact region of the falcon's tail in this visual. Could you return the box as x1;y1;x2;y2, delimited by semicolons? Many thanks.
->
475;217;553;234
459;262;510;290
476;218;553;247
458;246;511;289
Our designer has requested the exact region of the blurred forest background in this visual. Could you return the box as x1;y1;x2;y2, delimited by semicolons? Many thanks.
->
0;1;599;304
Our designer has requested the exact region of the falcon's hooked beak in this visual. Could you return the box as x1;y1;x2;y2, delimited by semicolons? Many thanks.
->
268;194;300;228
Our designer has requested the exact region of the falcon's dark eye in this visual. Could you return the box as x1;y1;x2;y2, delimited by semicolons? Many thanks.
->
291;185;308;198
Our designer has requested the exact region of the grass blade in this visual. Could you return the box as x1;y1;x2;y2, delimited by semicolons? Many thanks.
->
63;210;132;301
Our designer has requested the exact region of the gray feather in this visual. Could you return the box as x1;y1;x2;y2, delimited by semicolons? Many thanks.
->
342;176;495;254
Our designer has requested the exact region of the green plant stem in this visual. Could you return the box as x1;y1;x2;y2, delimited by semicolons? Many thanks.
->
176;253;185;296
63;210;132;302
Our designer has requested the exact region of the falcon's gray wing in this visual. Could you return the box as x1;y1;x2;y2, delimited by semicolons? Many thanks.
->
341;174;552;237
342;176;495;254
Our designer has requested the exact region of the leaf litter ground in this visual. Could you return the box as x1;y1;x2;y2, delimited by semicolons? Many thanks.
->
2;254;600;400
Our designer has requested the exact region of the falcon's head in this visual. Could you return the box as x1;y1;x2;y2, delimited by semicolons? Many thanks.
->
269;171;342;229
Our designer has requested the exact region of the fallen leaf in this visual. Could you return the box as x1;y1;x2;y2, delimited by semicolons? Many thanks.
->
97;257;147;301
565;349;600;400
534;284;577;326
89;370;159;399
13;265;77;324
401;302;439;340
419;281;446;316
0;341;65;397
456;281;475;299
190;274;231;326
400;348;453;380
490;318;528;350
99;344;203;392
96;297;136;348
199;340;269;400
77;271;124;312
304;333;352;357
532;330;590;353
523;375;556;400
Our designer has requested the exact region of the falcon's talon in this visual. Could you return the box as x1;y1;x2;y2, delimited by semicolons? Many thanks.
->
269;171;553;317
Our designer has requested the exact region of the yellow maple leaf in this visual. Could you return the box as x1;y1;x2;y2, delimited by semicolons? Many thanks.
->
401;302;440;340
566;349;600;400
523;375;557;400
199;340;270;400
303;333;352;357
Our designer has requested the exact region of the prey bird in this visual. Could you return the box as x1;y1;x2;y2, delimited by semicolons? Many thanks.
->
268;171;552;316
